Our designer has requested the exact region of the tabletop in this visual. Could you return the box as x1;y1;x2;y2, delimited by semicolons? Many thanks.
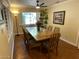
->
23;26;52;41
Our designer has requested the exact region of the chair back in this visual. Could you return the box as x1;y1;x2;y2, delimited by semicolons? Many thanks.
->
54;27;60;33
45;27;61;55
46;25;53;31
49;33;60;50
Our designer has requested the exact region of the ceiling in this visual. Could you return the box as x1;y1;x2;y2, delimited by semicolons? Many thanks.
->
8;0;67;8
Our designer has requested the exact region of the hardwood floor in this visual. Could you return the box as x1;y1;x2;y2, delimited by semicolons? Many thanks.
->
13;34;79;59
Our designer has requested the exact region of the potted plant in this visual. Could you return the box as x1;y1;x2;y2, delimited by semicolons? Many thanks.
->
40;9;48;26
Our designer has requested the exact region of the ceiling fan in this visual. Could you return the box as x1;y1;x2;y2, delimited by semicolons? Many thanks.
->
36;0;47;8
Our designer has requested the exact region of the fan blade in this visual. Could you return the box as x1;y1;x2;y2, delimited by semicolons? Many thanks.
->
41;6;47;7
40;3;45;6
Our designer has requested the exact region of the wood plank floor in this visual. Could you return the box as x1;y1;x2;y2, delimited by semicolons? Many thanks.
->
13;35;79;59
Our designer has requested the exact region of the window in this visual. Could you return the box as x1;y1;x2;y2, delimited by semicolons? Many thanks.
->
22;12;40;25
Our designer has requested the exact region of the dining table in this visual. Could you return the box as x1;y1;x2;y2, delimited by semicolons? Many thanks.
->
23;26;52;42
22;26;60;59
23;26;53;59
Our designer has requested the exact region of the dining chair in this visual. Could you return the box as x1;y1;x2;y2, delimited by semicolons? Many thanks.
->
46;25;53;31
22;27;30;45
48;27;60;55
43;31;61;59
22;27;41;51
53;27;60;33
49;32;61;55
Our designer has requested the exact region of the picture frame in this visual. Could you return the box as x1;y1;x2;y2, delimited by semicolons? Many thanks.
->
53;11;65;25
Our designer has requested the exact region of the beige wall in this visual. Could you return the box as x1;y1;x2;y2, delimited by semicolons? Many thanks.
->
17;14;23;34
48;0;79;46
13;14;23;34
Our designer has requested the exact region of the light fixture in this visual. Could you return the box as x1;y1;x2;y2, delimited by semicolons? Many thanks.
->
36;6;40;9
10;8;19;16
36;0;40;9
11;10;19;16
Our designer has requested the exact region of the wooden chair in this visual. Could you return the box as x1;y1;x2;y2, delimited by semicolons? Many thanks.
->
22;27;41;51
22;27;30;45
53;27;60;33
43;29;61;59
48;27;60;55
46;25;53;31
48;33;61;55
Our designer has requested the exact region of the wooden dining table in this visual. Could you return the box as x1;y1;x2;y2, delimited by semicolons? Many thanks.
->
23;26;52;42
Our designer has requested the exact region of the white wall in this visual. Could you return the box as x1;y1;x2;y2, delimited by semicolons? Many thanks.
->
48;0;79;46
0;24;10;59
8;12;14;59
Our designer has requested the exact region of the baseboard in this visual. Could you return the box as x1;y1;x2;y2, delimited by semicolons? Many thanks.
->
11;40;14;59
11;34;15;59
60;37;77;47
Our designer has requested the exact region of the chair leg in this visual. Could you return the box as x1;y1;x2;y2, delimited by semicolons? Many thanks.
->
24;40;26;45
56;44;58;56
40;43;43;59
47;49;51;59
